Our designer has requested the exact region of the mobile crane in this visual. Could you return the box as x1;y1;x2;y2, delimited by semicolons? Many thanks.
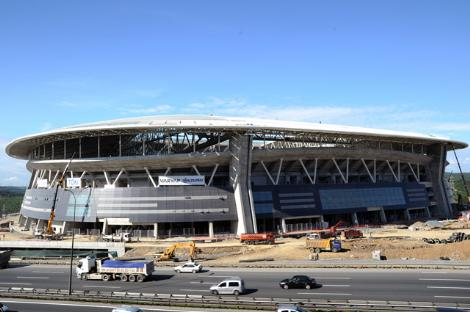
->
35;155;75;240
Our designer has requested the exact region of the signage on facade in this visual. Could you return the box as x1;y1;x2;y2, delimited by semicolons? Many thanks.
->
37;179;48;188
158;175;205;186
66;178;82;188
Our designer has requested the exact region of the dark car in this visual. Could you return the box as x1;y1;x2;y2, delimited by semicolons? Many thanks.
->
279;275;317;289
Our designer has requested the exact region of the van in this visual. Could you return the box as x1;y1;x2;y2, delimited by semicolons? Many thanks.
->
209;277;245;295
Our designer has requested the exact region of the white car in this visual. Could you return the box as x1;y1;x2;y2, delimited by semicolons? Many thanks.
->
174;261;202;273
0;302;8;312
112;306;142;312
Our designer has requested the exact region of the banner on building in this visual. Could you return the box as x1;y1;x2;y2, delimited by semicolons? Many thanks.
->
67;178;82;188
158;175;205;186
37;179;48;188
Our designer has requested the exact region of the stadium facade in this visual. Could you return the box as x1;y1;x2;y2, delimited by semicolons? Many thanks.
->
6;116;467;237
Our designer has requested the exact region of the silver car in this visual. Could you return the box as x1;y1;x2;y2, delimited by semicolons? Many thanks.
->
112;306;142;312
210;277;245;295
0;302;8;312
277;304;308;312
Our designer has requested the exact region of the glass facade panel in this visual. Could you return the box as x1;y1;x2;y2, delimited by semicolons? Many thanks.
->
320;187;406;210
253;191;273;202
254;203;273;214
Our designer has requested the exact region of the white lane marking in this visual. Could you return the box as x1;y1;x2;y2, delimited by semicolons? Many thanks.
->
297;292;351;296
180;288;209;292
0;282;32;285
0;299;207;311
421;271;466;274
420;278;470;282
322;284;351;287
16;276;49;279
83;285;121;289
435;296;470;299
31;271;65;274
428;286;470;290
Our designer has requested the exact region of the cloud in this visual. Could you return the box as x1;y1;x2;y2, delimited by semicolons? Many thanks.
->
119;104;172;115
39;122;53;132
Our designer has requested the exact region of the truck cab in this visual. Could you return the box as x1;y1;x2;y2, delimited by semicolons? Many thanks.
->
76;256;97;278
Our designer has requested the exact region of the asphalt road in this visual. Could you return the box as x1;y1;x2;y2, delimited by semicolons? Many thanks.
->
0;299;216;312
1;264;470;304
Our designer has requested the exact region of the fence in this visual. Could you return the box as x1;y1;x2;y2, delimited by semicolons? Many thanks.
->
1;287;469;311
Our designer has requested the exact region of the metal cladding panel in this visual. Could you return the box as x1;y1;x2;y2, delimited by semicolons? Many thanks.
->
20;186;237;223
252;182;428;217
20;188;97;222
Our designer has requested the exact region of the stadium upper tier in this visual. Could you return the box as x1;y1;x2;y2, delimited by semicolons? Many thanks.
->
5;115;468;159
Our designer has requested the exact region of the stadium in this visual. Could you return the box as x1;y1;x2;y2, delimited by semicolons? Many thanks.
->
5;115;468;238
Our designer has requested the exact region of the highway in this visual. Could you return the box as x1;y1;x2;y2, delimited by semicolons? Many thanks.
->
1;264;470;305
0;299;217;312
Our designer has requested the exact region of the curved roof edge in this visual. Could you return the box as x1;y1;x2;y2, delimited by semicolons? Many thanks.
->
6;115;468;159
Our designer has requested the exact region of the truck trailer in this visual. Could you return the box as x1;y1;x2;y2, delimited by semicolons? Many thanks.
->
76;256;154;282
240;233;275;244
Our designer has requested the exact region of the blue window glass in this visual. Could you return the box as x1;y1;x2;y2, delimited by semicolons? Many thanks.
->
254;203;273;214
253;192;273;202
320;187;406;210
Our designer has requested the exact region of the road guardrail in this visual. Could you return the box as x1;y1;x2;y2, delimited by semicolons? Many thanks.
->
1;286;469;311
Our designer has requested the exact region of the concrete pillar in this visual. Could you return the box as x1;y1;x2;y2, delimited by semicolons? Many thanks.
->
153;223;159;239
229;134;256;234
281;218;287;233
404;209;411;221
102;218;108;235
24;217;31;230
35;219;43;233
351;212;359;226
18;215;26;227
208;221;214;238
379;208;387;224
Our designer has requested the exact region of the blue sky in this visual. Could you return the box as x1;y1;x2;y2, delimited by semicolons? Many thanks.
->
1;0;469;186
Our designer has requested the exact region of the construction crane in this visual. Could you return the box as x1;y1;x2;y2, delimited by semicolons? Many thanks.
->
156;241;199;261
36;154;75;240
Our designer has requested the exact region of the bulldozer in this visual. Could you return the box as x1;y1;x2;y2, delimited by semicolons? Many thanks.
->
155;241;199;262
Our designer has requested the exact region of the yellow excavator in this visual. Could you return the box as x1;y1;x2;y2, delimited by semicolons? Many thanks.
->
156;241;199;261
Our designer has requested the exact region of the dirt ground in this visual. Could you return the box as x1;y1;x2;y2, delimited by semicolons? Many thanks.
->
3;215;470;263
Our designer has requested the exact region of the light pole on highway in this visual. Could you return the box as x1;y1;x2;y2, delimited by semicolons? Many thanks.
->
64;186;90;296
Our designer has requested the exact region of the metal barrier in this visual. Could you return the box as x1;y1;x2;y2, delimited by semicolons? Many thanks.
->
1;287;469;311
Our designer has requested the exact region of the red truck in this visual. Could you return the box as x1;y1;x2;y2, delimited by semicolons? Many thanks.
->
240;233;275;245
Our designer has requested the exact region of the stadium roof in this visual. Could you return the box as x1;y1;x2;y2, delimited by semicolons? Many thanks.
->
6;115;467;159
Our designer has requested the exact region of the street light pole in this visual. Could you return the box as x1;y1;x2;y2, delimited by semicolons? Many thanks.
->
65;186;90;296
65;189;77;296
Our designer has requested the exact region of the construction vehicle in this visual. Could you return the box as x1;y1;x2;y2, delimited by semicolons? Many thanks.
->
102;232;131;242
76;255;154;282
156;241;199;261
240;233;275;245
36;155;75;240
306;237;342;253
